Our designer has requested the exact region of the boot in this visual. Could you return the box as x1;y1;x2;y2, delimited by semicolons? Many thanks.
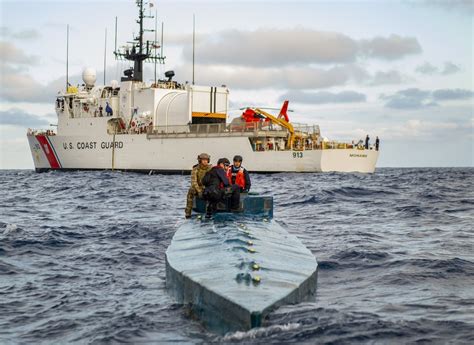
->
206;203;214;218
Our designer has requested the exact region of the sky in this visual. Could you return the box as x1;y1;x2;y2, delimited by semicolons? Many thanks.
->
0;0;473;168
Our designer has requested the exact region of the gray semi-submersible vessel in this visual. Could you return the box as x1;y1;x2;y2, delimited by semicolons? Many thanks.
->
165;195;318;333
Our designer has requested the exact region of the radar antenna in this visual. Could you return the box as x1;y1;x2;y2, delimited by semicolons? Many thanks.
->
114;0;165;82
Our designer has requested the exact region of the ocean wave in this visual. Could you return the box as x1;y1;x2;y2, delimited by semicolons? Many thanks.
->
220;323;301;342
331;249;390;261
1;168;473;343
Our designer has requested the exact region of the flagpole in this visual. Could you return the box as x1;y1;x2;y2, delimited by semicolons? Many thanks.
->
114;16;118;80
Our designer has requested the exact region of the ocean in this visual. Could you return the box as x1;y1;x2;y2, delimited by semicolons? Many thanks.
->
1;168;473;344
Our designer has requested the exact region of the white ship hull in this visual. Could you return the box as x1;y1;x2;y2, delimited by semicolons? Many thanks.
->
27;133;379;173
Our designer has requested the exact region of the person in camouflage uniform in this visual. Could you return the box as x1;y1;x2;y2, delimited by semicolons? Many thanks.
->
185;153;212;218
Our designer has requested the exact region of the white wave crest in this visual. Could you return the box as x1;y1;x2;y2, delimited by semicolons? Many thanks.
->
221;322;301;341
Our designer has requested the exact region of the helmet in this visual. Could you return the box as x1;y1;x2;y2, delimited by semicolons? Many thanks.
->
217;158;230;166
233;155;243;162
197;153;210;161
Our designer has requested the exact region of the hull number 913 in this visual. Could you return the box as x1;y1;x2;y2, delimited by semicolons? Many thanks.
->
293;152;303;158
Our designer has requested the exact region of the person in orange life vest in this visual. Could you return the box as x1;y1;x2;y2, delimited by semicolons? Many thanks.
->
227;155;251;193
202;158;240;218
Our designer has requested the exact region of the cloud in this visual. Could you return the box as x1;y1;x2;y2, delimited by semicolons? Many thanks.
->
381;88;435;109
414;0;474;15
385;98;435;110
183;29;422;67
0;41;49;102
185;28;358;67
175;63;370;90
0;108;50;127
381;88;473;109
432;89;474;100
371;70;405;85
175;63;403;90
385;119;465;140
415;62;438;75
415;61;461;75
0;41;38;65
359;34;422;60
0;50;119;103
0;27;40;40
441;61;461;75
0;64;65;102
278;90;366;104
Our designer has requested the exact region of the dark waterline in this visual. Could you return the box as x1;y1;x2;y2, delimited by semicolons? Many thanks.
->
1;168;473;343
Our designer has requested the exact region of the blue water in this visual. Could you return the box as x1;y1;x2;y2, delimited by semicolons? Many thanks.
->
1;168;473;344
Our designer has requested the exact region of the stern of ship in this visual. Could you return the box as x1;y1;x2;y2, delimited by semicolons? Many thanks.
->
27;131;62;172
320;148;379;173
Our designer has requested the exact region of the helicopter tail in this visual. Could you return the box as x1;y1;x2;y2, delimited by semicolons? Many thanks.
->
278;100;290;122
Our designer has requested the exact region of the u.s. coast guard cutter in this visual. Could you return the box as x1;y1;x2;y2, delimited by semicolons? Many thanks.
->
27;0;379;173
166;195;318;333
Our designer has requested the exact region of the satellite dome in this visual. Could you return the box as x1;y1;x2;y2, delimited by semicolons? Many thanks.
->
82;68;97;87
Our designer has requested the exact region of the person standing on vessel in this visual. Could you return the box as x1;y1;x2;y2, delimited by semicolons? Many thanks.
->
375;136;380;151
105;102;113;116
365;135;370;149
185;153;212;219
227;155;251;193
203;158;240;218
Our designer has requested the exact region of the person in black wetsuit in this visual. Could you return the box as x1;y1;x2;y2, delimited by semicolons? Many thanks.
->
202;158;240;218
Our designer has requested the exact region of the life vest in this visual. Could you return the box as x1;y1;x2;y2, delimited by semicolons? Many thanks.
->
227;167;246;189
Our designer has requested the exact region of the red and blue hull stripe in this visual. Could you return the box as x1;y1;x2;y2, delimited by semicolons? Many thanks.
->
36;135;62;169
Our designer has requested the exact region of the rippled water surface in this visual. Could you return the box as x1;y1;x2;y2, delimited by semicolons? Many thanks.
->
1;168;473;344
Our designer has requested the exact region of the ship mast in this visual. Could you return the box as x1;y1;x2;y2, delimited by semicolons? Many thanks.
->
114;0;165;82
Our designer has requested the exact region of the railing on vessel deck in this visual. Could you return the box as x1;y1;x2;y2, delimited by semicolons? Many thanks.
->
27;128;56;136
147;122;321;137
320;140;377;151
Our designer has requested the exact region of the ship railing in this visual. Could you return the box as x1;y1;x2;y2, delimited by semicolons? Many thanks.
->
290;138;376;151
27;128;56;136
292;123;321;136
320;140;375;150
149;122;291;137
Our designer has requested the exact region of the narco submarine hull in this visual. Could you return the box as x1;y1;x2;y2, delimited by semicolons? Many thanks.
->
165;196;318;333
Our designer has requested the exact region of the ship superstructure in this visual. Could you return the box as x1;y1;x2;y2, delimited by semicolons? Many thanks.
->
27;0;379;173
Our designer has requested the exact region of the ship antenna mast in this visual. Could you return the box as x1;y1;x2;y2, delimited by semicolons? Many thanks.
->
103;28;107;85
66;24;69;90
154;9;157;85
192;14;195;85
113;0;165;82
